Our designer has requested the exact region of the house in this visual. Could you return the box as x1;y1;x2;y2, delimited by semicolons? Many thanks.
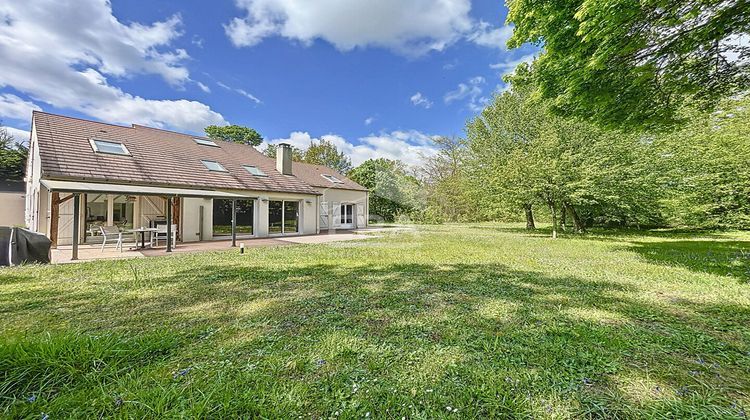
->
24;111;368;258
0;180;26;227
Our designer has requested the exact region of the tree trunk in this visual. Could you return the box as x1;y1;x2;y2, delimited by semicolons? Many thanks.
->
524;204;535;230
565;202;586;233
560;205;567;232
548;200;558;239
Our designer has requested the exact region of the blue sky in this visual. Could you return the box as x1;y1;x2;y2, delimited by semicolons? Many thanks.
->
0;0;536;165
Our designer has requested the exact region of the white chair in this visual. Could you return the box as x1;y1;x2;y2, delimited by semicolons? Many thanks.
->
100;225;123;252
150;224;177;248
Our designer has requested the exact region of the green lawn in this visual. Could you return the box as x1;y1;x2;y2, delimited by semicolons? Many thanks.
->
1;224;749;418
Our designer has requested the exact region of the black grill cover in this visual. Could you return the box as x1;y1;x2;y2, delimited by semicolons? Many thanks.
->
0;227;10;266
0;227;51;266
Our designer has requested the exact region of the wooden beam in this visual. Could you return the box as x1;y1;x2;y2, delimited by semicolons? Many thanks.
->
50;192;60;248
72;194;80;260
166;196;172;253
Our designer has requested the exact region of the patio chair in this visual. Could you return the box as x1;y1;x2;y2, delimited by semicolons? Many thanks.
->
150;224;177;248
99;225;123;252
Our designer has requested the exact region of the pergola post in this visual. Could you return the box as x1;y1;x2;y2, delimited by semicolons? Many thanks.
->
166;196;172;253
71;193;80;261
231;199;237;247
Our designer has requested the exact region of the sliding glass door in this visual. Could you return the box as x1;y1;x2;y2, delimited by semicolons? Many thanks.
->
268;200;299;234
213;199;254;237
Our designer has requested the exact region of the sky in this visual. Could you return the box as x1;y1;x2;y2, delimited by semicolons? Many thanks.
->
0;0;537;166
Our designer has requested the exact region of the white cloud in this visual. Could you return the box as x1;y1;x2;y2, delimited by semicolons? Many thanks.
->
264;129;438;167
468;21;514;49
364;116;375;126
1;126;31;144
490;53;537;75
0;0;227;132
0;94;42;121
444;76;491;112
410;92;433;109
225;0;499;55
217;81;262;104
196;82;211;93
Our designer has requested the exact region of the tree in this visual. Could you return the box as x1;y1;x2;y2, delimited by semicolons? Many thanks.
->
417;136;474;223
262;144;304;161
205;125;263;146
0;126;27;181
348;158;417;222
506;0;750;130
303;139;353;174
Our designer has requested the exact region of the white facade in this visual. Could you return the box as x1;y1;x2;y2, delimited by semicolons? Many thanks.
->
0;191;25;226
319;188;369;231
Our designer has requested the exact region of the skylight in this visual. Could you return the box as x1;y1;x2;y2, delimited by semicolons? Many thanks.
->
243;165;267;176
194;138;218;147
89;139;130;156
321;174;344;184
201;160;227;172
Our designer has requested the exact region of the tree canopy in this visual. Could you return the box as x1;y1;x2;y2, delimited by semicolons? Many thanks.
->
506;0;750;130
301;139;353;174
348;158;419;222
0;126;27;181
205;125;263;146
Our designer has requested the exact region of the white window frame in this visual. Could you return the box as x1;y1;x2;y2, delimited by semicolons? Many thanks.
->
201;160;228;172
89;138;131;156
194;138;218;147
321;174;344;184
243;165;267;176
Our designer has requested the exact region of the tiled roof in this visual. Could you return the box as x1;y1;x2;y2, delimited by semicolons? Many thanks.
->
32;111;352;195
291;162;367;192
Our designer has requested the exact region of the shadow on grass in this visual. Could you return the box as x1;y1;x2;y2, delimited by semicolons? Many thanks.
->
2;257;749;417
627;240;750;281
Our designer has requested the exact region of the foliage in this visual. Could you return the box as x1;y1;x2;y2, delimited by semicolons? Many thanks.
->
0;126;28;181
650;96;750;229
300;139;353;174
506;0;750;130
205;125;263;146
348;158;419;222
262;143;305;161
1;225;749;417
416;137;476;223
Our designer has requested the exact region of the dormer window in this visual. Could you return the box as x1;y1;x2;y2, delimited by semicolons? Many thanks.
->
194;138;218;147
321;174;344;184
89;139;130;156
243;165;267;176
201;160;227;172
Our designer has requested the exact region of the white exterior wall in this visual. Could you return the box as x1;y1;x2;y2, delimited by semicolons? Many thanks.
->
25;124;43;231
0;192;26;226
319;188;368;230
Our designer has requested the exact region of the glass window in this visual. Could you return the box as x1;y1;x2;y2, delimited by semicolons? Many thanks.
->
201;160;227;172
268;200;299;234
243;165;267;176
195;138;218;147
268;200;283;234
213;199;253;236
321;174;343;183
90;139;130;155
340;204;353;225
284;201;299;233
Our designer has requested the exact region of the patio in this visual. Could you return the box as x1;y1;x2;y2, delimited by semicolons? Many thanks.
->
51;230;377;263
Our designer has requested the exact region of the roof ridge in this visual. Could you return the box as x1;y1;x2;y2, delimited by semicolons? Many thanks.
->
32;111;134;130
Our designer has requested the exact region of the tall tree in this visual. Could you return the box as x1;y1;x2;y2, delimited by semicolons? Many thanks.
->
262;144;305;161
205;125;263;146
418;136;474;223
348;158;417;222
0;126;27;181
303;139;353;174
506;0;750;130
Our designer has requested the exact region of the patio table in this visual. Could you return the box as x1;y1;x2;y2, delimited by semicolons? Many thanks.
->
128;227;158;250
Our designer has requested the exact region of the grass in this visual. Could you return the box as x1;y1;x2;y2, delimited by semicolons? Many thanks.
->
1;223;749;418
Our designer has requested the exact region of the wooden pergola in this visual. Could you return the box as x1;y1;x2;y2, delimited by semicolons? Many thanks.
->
42;180;253;260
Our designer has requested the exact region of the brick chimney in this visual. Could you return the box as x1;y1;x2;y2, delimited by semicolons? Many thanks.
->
276;143;293;175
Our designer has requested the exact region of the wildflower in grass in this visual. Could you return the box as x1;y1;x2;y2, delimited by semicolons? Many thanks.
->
173;367;192;379
26;395;36;403
41;414;49;420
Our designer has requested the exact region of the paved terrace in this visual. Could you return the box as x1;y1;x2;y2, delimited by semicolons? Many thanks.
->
51;230;383;264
